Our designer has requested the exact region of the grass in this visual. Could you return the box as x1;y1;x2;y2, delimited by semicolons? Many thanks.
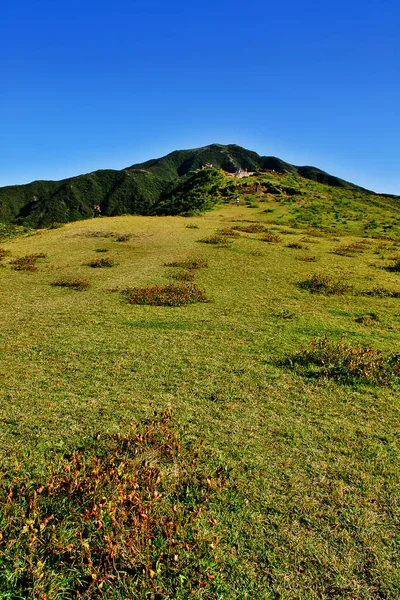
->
0;207;399;598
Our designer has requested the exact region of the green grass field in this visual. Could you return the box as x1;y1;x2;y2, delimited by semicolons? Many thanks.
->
0;192;399;598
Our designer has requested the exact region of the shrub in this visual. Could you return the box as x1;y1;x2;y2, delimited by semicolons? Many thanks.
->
216;228;241;237
298;274;352;295
164;258;208;269
198;235;231;247
0;414;226;598
185;224;199;229
296;255;318;262
114;234;131;242
0;247;11;259
94;248;109;253
10;253;46;271
123;283;209;306
51;278;90;291
260;232;281;243
281;336;400;385
386;258;400;272
286;242;306;249
169;270;195;281
232;223;266;233
332;243;365;256
87;258;115;268
360;286;400;298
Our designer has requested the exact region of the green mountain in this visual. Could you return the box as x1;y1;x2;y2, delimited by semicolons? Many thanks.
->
0;144;394;229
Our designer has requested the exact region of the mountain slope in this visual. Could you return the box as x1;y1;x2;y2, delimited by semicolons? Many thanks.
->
0;144;388;228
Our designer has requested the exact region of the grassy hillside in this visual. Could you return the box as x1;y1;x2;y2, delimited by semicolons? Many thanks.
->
0;144;380;229
0;177;399;598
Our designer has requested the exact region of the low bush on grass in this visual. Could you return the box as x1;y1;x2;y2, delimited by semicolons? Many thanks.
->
51;278;91;291
185;224;199;229
10;253;47;271
169;270;196;282
260;232;281;243
94;248;109;253
386;258;400;272
86;258;115;268
164;258;208;269
0;413;227;598
216;228;241;238
359;286;400;298
355;313;380;325
122;283;209;306
298;274;352;295
332;243;365;256
286;242;306;249
0;247;11;259
280;336;400;385
198;235;232;247
296;255;318;262
232;224;266;233
114;233;131;242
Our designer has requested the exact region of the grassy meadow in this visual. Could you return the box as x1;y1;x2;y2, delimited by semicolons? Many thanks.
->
0;177;399;598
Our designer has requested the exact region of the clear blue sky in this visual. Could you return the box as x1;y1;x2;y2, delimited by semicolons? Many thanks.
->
1;0;399;193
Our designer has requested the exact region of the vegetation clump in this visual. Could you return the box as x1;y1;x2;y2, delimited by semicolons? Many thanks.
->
216;227;241;237
51;278;91;291
296;255;318;262
281;336;400;385
0;414;226;598
87;257;115;268
169;270;196;282
298;273;352;295
232;223;266;233
123;283;209;306
332;242;365;256
164;258;208;269
386;258;400;272
114;233;131;242
260;232;281;243
286;242;306;249
10;253;46;271
0;247;11;259
360;286;400;298
198;235;232;247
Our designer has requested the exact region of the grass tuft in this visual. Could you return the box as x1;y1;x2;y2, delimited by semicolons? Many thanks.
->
10;253;46;271
164;258;208;269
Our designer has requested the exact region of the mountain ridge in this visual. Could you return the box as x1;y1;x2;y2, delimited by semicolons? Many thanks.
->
0;144;396;229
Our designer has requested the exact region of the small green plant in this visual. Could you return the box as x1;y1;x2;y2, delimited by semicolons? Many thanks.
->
47;222;65;229
122;283;209;306
51;278;91;291
95;248;109;253
164;258;208;269
298;274;352;295
281;336;400;385
10;253;47;271
185;223;199;229
87;257;115;268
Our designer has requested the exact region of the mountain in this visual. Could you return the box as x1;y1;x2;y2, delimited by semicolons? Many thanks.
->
0;144;388;229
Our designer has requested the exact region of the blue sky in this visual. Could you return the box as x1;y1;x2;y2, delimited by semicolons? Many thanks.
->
1;0;399;193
